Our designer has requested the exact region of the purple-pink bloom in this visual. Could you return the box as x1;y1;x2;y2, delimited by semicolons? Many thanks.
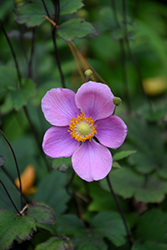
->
41;81;127;182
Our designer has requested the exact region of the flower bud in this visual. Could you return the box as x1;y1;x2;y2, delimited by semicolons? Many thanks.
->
84;69;93;77
113;97;122;106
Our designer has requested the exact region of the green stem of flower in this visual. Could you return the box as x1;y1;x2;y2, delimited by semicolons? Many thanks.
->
1;165;30;204
0;179;21;215
0;130;23;210
106;175;132;246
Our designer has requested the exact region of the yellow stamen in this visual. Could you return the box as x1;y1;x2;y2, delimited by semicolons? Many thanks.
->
68;113;97;142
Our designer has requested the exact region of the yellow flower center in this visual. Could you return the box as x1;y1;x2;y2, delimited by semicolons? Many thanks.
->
68;113;97;142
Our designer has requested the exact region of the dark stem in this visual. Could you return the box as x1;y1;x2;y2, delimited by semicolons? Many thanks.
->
51;26;66;88
27;28;36;79
110;0;120;28
41;0;51;18
0;19;22;88
0;130;23;210
23;107;51;172
65;170;75;195
42;0;65;88
106;175;132;246
119;39;131;112
0;179;21;215
1;165;30;204
122;0;152;112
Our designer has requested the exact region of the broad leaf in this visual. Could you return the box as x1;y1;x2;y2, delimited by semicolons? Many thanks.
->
57;18;96;42
35;236;74;250
135;209;167;243
0;210;36;250
9;79;36;110
60;0;84;15
0;66;17;93
113;150;136;161
14;3;45;27
33;171;70;215
90;211;127;246
26;202;56;226
132;241;167;250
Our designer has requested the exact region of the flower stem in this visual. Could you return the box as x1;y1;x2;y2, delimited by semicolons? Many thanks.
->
42;0;65;88
106;175;132;246
1;165;30;204
0;130;23;210
0;179;21;215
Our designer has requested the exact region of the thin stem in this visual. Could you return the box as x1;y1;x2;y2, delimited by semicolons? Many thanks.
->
0;19;22;88
28;28;36;79
23;107;51;172
1;165;30;204
0;130;23;210
65;170;75;195
0;179;21;215
120;39;131;112
122;0;152;112
42;0;65;88
106;175;132;246
110;0;120;28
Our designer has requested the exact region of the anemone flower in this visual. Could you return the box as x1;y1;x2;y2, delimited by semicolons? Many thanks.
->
42;81;127;182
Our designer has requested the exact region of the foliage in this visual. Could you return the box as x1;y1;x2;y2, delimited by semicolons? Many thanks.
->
0;0;167;249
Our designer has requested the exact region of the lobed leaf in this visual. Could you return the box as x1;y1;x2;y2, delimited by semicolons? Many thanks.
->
57;18;96;42
0;210;36;250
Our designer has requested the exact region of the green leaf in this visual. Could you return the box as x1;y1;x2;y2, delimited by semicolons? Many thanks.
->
132;241;167;250
9;79;36;110
0;210;36;250
52;157;71;172
33;171;70;215
57;214;107;250
26;202;56;226
90;211;127;246
57;18;96;42
35;236;73;250
100;168;167;203
60;0;84;15
14;3;45;27
0;66;17;93
0;156;5;167
135;209;167;243
127;117;165;174
113;150;136;161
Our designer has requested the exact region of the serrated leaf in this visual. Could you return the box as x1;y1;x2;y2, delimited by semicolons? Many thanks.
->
26;202;56;226
35;236;74;250
100;168;167;203
52;157;71;172
0;156;5;167
0;66;17;93
57;214;107;250
135;209;167;243
60;0;84;15
90;211;127;246
9;79;36;110
33;171;70;215
57;18;96;42
14;3;45;27
113;150;136;161
0;210;36;250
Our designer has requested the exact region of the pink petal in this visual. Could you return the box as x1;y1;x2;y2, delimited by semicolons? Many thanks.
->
42;126;80;158
42;88;80;126
72;139;112;182
95;115;127;148
75;81;115;121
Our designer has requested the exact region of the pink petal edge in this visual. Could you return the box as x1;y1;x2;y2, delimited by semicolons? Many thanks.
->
42;126;80;158
42;88;80;126
72;139;112;182
95;115;127;148
75;81;115;121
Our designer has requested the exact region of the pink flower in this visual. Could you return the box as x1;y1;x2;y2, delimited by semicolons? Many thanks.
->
42;81;127;182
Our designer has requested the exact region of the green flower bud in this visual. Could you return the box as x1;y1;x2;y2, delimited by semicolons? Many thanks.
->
113;97;122;106
84;69;93;77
